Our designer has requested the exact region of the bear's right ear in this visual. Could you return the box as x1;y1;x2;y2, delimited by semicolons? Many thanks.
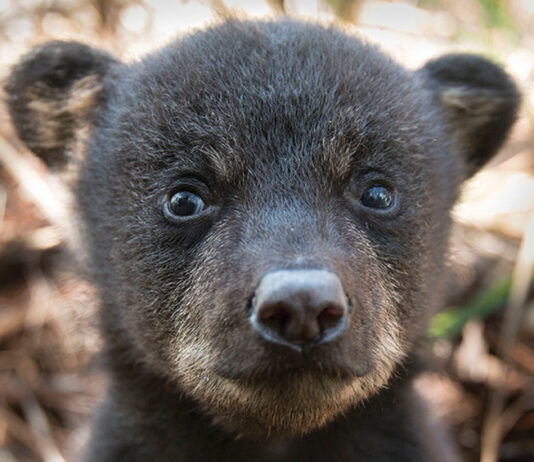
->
5;41;119;169
420;54;520;179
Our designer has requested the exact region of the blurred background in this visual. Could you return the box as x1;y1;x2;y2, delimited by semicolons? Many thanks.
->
0;1;533;461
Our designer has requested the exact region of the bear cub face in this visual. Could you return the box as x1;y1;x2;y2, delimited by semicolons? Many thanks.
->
6;20;519;440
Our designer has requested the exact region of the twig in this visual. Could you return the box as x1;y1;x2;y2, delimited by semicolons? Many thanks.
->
0;185;6;231
18;381;66;462
0;407;39;454
0;136;70;235
0;304;28;339
480;212;534;462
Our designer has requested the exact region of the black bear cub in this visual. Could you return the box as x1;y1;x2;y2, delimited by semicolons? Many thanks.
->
6;19;519;461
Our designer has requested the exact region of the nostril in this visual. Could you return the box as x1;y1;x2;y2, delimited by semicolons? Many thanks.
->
317;304;345;331
258;303;290;332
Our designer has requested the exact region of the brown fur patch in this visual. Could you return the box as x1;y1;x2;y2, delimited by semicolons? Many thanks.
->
172;315;404;438
26;74;103;155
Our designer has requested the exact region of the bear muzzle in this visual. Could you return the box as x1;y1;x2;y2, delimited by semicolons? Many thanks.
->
250;269;349;352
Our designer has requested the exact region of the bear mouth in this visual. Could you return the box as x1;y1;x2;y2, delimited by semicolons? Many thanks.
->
172;302;406;436
210;342;374;383
174;324;405;437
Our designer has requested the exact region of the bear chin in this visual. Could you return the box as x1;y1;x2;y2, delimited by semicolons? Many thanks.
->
176;364;398;438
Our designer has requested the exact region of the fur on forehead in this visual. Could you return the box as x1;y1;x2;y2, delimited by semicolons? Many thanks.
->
104;20;444;187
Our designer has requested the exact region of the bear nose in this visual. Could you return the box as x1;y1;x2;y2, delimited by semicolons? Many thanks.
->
250;270;349;349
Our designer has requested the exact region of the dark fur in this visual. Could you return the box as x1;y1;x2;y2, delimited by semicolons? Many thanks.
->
6;20;519;461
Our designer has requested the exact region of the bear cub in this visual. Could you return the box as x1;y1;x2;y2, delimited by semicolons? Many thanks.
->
6;19;519;462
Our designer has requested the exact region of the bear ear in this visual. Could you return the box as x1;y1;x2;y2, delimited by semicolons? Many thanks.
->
5;41;119;169
420;54;520;178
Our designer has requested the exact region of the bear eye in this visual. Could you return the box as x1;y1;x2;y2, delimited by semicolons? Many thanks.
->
360;184;395;210
167;191;205;217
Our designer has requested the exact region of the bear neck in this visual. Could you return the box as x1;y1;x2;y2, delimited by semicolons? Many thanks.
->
85;342;453;462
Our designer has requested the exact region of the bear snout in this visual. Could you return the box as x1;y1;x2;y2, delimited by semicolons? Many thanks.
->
250;270;349;351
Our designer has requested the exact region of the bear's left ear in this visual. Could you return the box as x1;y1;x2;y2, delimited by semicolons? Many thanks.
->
420;54;520;178
5;41;120;169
